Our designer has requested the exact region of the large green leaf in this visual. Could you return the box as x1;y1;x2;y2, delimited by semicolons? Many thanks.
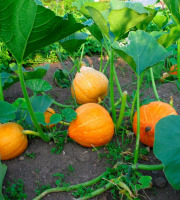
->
60;32;89;55
24;95;53;125
73;0;109;18
0;101;17;123
86;2;148;41
153;13;168;28
1;72;19;90
164;0;180;24
112;30;172;76
0;160;7;200
157;26;180;48
0;0;86;63
154;115;180;190
137;7;157;30
26;79;52;93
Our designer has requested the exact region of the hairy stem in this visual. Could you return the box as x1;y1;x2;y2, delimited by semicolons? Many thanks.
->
17;62;49;142
99;44;103;72
110;48;116;123
132;163;164;171
23;130;40;137
150;68;160;101
134;75;140;164
116;91;127;130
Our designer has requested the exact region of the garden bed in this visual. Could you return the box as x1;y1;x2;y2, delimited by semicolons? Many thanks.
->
2;56;180;200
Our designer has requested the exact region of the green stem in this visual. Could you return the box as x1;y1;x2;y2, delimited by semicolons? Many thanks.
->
102;58;110;74
116;91;127;131
33;173;106;200
110;48;116;123
134;75;141;164
130;73;144;124
59;121;70;126
177;39;180;82
113;67;123;99
108;98;121;112
76;182;113;200
0;73;4;101
22;130;40;137
17;62;49;142
99;44;103;72
132;163;164;171
79;44;85;65
150;68;160;101
53;100;73;108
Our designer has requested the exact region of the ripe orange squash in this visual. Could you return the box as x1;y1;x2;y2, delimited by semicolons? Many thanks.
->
0;123;28;160
68;103;114;147
71;66;108;104
169;64;177;75
44;108;56;128
133;101;178;147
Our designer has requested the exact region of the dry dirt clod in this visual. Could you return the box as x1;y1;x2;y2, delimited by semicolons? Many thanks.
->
154;177;167;188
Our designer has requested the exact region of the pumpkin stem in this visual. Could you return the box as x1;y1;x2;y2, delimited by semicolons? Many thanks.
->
169;96;173;107
22;130;41;137
59;121;70;126
145;126;151;132
98;97;102;103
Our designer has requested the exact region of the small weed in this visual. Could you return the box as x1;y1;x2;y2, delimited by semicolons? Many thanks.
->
52;173;70;187
24;152;36;159
35;182;51;195
3;179;27;200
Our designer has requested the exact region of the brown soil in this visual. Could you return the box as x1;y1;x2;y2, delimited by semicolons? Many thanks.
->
2;56;180;200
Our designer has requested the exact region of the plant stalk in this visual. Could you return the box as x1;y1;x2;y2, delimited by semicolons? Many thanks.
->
17;62;49;142
102;58;110;74
33;173;106;200
130;72;144;124
177;39;180;82
116;91;127;131
134;75;141;164
150;68;160;101
110;48;116;123
132;163;164;171
0;73;4;101
109;98;121;112
23;130;40;137
99;44;103;72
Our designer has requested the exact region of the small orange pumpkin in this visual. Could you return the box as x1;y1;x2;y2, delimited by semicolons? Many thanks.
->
133;101;178;147
169;64;177;75
44;108;56;128
0;123;28;160
68;103;114;147
71;66;108;104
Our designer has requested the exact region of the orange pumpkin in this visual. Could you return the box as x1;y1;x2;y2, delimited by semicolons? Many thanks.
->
0;123;28;160
169;64;177;75
44;108;56;128
68;103;114;147
71;66;108;104
133;101;178;147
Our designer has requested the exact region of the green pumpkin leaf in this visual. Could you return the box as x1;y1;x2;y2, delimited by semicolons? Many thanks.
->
26;79;52;93
137;7;157;30
53;69;71;88
60;32;89;55
61;108;77;122
35;112;62;126
0;0;86;63
112;30;172;76
0;101;17;123
1;72;19;90
139;176;152;189
24;95;53;125
153;13;168;28
164;0;180;24
154;115;180;190
157;26;180;48
0;160;7;200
